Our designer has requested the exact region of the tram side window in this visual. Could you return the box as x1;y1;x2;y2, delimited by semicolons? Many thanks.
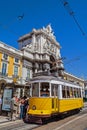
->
51;84;58;97
51;85;54;96
40;83;49;97
70;87;81;98
62;86;66;98
65;87;73;98
73;88;76;97
70;87;74;98
77;88;79;97
78;88;81;97
55;85;58;97
66;86;70;98
32;83;39;97
74;88;79;98
76;88;81;98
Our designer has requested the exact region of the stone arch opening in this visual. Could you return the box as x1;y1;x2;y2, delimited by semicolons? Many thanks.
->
0;80;6;95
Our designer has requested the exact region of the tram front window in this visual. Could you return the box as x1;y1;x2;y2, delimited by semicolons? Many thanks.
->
32;83;39;97
40;83;49;97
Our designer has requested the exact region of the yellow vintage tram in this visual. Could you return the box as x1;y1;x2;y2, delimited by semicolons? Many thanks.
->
26;75;84;124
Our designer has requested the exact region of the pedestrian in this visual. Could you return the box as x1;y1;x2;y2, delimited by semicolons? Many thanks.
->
18;98;21;117
9;95;18;121
24;97;29;118
19;97;25;119
15;96;19;117
24;97;30;122
0;95;2;115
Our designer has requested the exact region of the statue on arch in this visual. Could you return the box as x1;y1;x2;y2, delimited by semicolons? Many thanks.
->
43;24;54;36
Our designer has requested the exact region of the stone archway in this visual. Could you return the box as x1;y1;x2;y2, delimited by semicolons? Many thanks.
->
0;79;6;95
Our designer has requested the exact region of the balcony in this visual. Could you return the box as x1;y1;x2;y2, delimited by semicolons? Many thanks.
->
0;72;8;77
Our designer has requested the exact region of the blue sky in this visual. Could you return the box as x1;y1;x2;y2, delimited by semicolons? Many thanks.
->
0;0;87;79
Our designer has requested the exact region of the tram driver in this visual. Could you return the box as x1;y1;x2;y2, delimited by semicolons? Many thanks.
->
40;83;49;97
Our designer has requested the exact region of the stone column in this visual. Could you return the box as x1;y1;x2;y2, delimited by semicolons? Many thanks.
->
32;34;36;51
35;63;39;73
58;84;62;99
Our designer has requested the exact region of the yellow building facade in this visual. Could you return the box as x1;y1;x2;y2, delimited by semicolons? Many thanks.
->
0;41;23;97
64;71;84;87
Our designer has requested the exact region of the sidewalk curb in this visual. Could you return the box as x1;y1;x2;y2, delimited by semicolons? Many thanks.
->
0;116;20;124
0;120;10;124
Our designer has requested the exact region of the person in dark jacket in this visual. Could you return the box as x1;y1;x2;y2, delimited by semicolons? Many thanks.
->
24;97;29;117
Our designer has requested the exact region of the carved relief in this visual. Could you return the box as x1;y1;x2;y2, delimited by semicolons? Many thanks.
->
43;39;57;57
43;24;56;39
26;44;32;49
43;41;47;52
34;43;39;51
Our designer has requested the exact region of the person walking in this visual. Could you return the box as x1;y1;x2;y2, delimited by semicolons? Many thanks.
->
19;97;25;119
24;97;29;118
24;97;30;122
9;95;18;121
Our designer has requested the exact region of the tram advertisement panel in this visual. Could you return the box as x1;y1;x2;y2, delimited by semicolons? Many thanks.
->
2;88;12;111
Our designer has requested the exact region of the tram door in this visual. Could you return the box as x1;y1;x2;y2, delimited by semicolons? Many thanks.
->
52;84;58;111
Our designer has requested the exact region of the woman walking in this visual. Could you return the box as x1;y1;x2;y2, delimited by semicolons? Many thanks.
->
19;97;25;119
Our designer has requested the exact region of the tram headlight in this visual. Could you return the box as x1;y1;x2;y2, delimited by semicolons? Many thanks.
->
32;105;36;110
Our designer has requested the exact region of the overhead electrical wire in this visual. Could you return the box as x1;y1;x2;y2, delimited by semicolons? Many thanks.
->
64;51;87;65
0;23;19;36
64;57;80;64
60;0;86;37
0;14;24;36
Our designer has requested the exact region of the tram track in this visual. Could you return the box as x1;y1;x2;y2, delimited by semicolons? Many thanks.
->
32;108;87;130
0;105;86;130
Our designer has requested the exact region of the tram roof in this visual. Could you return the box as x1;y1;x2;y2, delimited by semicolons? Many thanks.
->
30;75;82;88
31;75;57;81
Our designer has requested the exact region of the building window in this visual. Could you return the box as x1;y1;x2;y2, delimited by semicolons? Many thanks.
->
15;58;19;63
62;86;66;98
2;62;7;76
3;53;8;60
27;68;30;79
14;66;18;76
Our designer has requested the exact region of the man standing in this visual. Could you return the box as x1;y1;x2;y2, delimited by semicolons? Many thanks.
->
10;95;18;121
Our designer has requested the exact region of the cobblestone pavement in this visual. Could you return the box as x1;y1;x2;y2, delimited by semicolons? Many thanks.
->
0;102;86;130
